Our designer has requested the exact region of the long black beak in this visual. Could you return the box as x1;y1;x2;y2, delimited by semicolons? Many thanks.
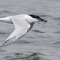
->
38;18;47;26
40;18;47;22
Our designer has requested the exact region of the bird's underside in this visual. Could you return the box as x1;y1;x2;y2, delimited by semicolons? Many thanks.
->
0;14;31;47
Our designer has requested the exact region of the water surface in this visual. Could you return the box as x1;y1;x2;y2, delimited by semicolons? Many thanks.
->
0;0;60;60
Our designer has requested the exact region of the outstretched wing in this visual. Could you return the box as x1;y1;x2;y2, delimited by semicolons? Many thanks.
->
0;15;30;47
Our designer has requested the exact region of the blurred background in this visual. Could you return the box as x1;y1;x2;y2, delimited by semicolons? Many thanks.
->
0;0;60;60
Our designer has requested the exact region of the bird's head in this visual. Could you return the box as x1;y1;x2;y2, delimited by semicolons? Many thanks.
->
29;14;47;26
25;14;47;26
29;15;47;22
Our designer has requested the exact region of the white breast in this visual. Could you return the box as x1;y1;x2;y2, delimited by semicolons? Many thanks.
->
25;15;38;24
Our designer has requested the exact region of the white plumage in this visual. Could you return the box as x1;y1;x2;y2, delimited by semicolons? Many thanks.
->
0;14;47;47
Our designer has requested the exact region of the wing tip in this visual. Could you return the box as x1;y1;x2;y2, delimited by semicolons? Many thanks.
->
0;40;11;47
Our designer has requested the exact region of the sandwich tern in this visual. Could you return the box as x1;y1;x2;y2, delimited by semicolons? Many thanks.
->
0;14;47;47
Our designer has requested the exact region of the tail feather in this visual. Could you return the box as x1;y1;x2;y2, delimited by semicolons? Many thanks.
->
0;17;12;23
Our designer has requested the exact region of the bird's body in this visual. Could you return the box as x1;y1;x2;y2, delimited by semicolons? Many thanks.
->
0;14;47;47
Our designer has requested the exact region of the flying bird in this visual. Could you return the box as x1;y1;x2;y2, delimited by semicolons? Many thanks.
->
0;14;47;47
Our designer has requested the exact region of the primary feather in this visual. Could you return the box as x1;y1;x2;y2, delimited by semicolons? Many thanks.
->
0;14;47;47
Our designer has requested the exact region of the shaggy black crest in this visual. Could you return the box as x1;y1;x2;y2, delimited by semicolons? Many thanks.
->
29;15;41;19
29;14;47;22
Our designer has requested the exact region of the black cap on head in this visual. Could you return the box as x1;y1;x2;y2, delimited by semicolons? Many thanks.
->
29;14;47;22
29;15;40;19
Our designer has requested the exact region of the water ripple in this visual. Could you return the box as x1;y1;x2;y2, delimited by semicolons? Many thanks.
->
53;41;60;45
16;40;33;44
53;17;60;21
32;30;45;33
4;53;40;60
54;30;60;34
0;10;12;14
40;14;52;18
0;31;9;34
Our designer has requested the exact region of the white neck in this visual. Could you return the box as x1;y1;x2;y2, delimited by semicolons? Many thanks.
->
25;15;37;24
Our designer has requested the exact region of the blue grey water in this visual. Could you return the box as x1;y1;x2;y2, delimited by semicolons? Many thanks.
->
0;0;60;60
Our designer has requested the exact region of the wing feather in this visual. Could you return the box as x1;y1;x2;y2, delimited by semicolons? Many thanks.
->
0;15;30;47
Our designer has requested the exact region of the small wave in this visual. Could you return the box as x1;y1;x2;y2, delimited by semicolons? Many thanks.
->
54;31;60;34
52;41;60;48
53;41;60;44
4;52;48;60
15;53;40;60
53;17;60;21
0;49;5;52
32;30;45;33
0;32;7;34
0;10;12;14
0;31;9;34
16;40;32;44
40;14;52;17
14;53;22;56
2;10;10;13
4;53;40;60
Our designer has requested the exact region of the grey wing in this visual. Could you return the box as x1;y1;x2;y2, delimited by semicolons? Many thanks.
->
0;16;30;47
